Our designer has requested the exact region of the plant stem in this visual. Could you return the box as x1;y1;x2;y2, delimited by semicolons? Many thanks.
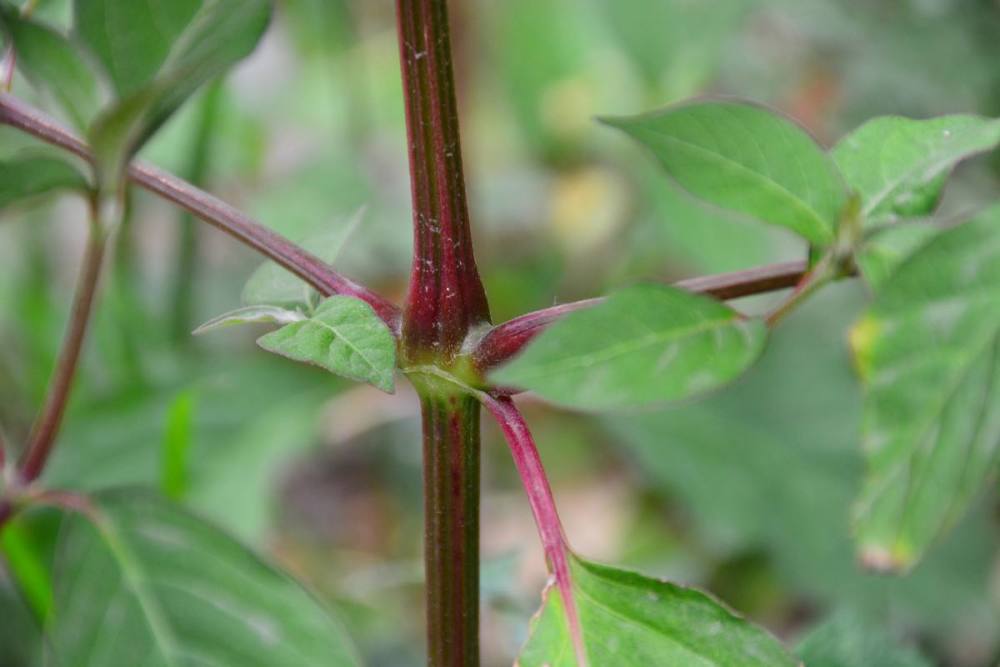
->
394;0;490;662
473;259;812;370
396;0;490;362
480;394;588;667
419;392;480;666
171;81;223;343
0;92;401;332
19;202;106;483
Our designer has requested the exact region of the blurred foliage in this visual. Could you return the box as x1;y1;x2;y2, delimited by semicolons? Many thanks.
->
1;0;999;665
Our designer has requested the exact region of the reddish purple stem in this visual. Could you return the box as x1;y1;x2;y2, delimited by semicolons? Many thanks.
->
481;394;588;667
473;259;808;370
0;92;401;332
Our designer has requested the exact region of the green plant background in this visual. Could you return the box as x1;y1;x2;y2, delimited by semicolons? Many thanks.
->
1;0;998;665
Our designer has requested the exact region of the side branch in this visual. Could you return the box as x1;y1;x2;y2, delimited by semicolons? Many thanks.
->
480;394;588;667
0;93;401;331
473;260;808;370
19;213;105;483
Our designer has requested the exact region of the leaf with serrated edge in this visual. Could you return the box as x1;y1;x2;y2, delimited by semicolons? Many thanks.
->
193;305;305;335
492;285;767;410
850;204;1000;572
48;490;362;667
832;115;1000;227
0;156;88;210
257;296;396;393
603;100;848;246
518;555;797;666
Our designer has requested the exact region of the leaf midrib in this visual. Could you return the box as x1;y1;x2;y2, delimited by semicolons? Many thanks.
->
636;127;836;244
510;316;746;382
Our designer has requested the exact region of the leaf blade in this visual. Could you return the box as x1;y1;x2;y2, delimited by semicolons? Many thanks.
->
48;491;362;667
492;285;767;410
257;296;396;393
0;155;88;210
850;204;1000;571
832;115;1000;226
519;556;797;667
604;100;848;245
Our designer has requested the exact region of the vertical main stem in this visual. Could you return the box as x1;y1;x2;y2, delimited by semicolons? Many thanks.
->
420;392;480;666
395;0;490;663
396;0;490;362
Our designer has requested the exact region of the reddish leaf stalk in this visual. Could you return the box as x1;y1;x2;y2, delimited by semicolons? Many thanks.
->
19;210;106;483
481;395;588;667
0;92;401;331
474;259;809;370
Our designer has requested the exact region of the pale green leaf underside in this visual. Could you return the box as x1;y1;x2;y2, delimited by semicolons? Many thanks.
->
797;611;933;667
832;115;1000;226
193;305;304;335
851;204;1000;571
492;285;767;410
605;101;847;246
48;491;362;667
0;155;88;209
519;556;797;667
257;296;396;393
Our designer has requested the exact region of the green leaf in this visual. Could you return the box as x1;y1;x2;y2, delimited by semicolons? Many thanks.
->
854;222;939;290
78;0;271;184
0;519;53;621
492;285;767;410
0;9;100;130
797;611;933;667
258;296;396;393
0;155;88;209
850;204;1000;572
519;555;797;666
604;101;848;246
832;115;1000;227
159;390;195;501
48;491;362;666
242;208;364;307
193;305;305;335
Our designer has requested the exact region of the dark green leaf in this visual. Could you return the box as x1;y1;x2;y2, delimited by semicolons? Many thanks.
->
519;555;797;666
0;155;88;209
604;101;848;245
78;0;271;184
48;491;362;666
258;296;396;393
797;611;933;667
492;285;767;410
850;204;1000;571
832;115;1000;227
0;8;100;129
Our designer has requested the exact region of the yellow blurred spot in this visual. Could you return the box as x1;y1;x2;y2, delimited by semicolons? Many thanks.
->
849;315;880;381
548;167;628;257
541;77;594;141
